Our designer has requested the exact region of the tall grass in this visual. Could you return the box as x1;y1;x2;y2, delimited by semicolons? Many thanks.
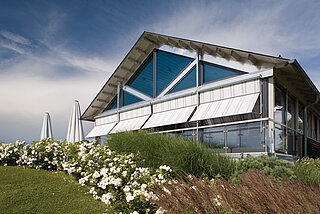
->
294;158;320;186
107;132;235;179
151;170;320;214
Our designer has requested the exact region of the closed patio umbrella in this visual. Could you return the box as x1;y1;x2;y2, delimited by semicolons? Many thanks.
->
66;100;84;143
40;112;53;140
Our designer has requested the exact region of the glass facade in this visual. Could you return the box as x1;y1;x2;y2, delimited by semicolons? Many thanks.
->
202;122;264;153
156;50;193;95
298;102;304;133
287;95;295;128
169;66;196;94
275;124;286;153
274;86;285;123
104;97;117;111
203;62;240;84
122;91;143;106
127;56;153;97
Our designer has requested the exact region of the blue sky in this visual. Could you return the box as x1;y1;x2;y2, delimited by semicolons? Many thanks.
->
0;0;320;143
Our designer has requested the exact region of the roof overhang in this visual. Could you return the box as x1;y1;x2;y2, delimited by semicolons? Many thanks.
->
81;31;294;121
275;60;320;115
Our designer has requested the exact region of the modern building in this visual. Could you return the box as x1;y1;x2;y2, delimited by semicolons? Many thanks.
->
82;32;320;158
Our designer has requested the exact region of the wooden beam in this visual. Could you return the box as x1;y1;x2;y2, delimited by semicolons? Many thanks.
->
248;54;257;65
114;75;126;81
135;47;147;55
203;46;217;56
143;36;159;45
231;51;241;61
190;42;201;51
167;38;179;47
121;66;135;73
157;36;169;44
179;40;192;50
108;83;118;88
102;91;113;96
96;98;108;103
216;48;226;58
91;105;104;109
127;57;141;64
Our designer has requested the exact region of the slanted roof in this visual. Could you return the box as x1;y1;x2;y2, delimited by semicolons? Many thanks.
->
81;31;318;121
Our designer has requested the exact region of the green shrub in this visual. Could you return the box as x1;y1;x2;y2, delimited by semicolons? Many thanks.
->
294;158;320;186
107;132;236;179
231;155;296;183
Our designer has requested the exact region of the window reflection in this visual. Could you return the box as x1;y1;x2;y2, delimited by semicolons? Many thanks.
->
275;124;286;153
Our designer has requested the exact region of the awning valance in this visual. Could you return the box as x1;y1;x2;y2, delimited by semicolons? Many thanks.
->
110;106;151;133
143;105;196;129
86;122;117;138
190;93;259;121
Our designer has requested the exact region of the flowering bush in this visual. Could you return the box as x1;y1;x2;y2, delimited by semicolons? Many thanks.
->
0;139;172;213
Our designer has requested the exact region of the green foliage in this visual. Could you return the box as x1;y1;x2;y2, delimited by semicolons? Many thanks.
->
294;158;320;186
0;166;106;214
107;132;236;179
231;155;296;183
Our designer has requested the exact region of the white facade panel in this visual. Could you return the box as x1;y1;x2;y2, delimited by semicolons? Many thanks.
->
110;115;150;133
86;122;117;138
200;79;260;104
96;114;118;126
153;95;197;113
120;106;151;120
191;93;259;121
143;106;196;129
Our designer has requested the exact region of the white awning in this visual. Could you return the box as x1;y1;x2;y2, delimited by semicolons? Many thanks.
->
86;122;117;138
190;93;259;121
143;106;196;129
110;115;150;133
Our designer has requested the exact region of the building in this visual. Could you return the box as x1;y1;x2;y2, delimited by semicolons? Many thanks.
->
81;32;320;158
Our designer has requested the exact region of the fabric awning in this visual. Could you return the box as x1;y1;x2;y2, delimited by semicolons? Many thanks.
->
86;122;117;138
143;106;196;129
110;115;150;133
190;93;259;121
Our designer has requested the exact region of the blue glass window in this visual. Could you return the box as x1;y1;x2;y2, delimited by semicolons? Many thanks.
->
127;56;153;97
123;91;143;106
104;97;117;111
203;62;241;83
156;51;194;96
169;66;196;94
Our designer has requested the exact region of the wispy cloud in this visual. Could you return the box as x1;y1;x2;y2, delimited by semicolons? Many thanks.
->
0;30;31;45
150;1;320;59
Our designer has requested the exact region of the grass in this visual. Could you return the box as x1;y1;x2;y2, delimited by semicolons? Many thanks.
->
151;170;320;214
0;166;106;214
107;132;236;179
294;158;320;186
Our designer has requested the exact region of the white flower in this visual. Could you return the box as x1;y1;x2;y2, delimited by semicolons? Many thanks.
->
92;171;100;179
122;170;127;177
126;194;134;202
123;186;130;192
155;207;167;214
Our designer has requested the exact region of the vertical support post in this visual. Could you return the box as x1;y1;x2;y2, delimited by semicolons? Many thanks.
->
303;108;308;157
262;78;268;153
196;51;202;141
285;90;289;154
117;82;121;122
268;76;275;154
153;50;157;98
